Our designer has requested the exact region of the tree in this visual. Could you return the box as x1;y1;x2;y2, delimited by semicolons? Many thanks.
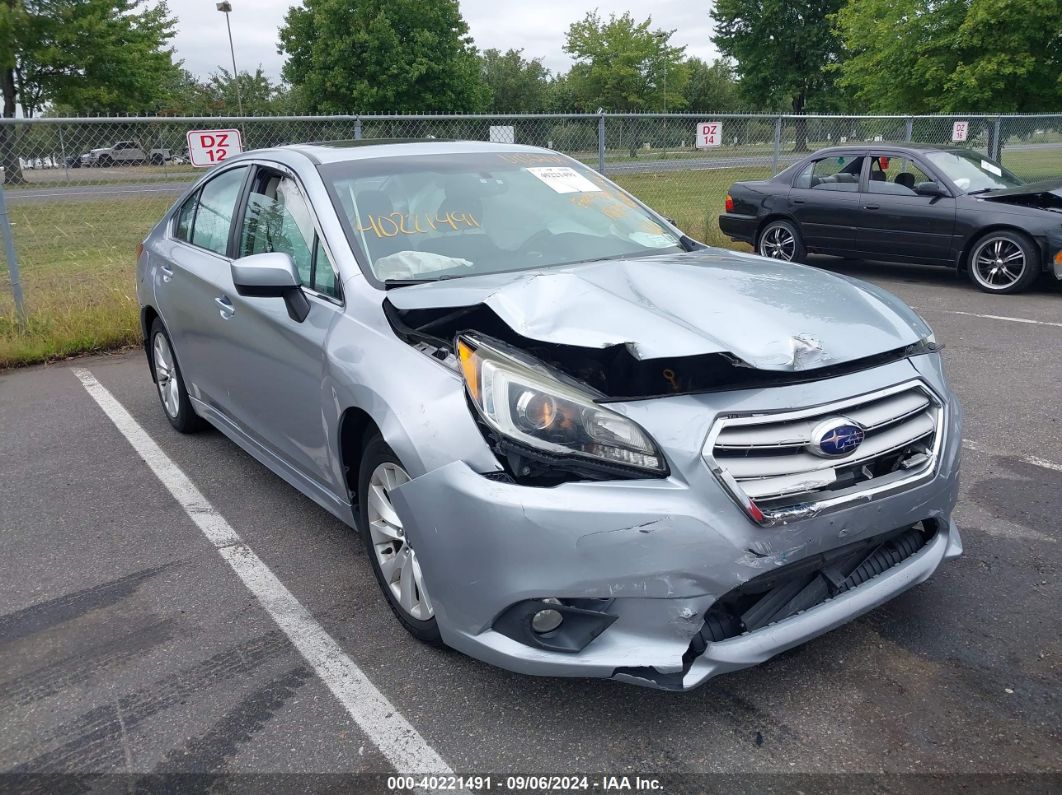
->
684;58;742;112
711;0;845;150
480;49;550;112
562;11;688;112
279;0;486;113
0;0;179;183
835;0;1062;114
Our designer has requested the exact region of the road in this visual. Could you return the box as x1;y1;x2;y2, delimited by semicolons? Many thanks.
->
4;139;1057;201
1;259;1060;790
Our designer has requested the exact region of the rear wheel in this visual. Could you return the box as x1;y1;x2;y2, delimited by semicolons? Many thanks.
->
757;219;806;263
149;319;204;433
358;435;443;646
967;231;1040;294
151;153;165;166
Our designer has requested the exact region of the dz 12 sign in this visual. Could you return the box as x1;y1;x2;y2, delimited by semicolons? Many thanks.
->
951;121;969;142
186;128;243;167
697;121;722;148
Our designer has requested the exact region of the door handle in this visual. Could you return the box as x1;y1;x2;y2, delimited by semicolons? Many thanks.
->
159;264;173;283
864;204;880;210
793;198;806;204
215;295;235;319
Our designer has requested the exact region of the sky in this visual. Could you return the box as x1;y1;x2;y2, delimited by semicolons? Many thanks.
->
168;0;720;81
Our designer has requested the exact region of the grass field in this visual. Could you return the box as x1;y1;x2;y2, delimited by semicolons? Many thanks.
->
1;145;1057;368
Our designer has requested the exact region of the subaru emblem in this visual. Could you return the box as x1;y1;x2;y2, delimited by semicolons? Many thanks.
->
809;417;865;458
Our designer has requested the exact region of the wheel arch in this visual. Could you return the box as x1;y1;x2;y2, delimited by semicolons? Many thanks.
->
955;224;1046;273
141;305;160;381
337;406;382;509
756;213;801;244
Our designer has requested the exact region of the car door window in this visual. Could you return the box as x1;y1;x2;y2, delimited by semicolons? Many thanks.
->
175;191;198;242
190;166;248;255
867;155;936;195
794;156;865;191
238;170;315;285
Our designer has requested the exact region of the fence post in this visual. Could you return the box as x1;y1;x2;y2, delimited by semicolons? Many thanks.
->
58;124;70;181
354;116;363;141
991;116;1002;160
597;108;606;175
0;180;27;328
771;116;782;173
905;117;913;142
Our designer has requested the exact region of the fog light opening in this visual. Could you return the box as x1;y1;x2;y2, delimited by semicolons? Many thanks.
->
531;598;564;634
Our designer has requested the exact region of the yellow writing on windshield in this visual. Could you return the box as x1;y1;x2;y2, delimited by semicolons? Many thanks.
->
355;212;481;238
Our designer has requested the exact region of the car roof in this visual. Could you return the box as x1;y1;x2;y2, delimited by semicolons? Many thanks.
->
803;143;977;157
277;139;557;165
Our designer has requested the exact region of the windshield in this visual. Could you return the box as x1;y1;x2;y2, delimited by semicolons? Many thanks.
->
925;150;1024;193
320;152;684;283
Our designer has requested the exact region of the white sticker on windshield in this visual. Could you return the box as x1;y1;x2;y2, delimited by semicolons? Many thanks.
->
981;160;1002;177
526;166;602;194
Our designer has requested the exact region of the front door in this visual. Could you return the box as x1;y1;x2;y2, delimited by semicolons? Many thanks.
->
855;154;957;263
216;165;346;496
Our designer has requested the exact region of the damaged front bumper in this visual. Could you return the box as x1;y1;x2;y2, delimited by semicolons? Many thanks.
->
389;402;962;691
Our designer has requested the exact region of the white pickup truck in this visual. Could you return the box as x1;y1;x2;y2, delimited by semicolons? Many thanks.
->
80;140;172;167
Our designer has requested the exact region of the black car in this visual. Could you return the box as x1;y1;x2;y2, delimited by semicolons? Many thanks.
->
719;144;1062;294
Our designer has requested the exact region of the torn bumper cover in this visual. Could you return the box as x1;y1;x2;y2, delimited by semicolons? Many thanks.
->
389;421;962;691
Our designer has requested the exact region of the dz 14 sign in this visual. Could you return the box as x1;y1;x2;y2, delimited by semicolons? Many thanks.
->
186;129;243;167
697;121;722;148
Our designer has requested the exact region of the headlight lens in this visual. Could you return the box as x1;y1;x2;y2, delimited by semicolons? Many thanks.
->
457;334;666;476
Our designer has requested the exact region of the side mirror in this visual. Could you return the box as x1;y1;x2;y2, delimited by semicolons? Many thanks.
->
914;181;946;197
230;252;310;323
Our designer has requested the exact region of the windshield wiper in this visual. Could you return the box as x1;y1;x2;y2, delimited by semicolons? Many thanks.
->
382;274;468;289
966;188;996;196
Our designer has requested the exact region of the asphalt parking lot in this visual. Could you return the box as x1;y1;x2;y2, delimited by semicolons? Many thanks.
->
1;257;1060;791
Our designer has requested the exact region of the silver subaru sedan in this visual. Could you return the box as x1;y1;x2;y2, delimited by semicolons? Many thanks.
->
136;140;962;691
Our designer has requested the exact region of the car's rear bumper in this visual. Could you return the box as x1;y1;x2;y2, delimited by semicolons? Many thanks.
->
718;212;758;244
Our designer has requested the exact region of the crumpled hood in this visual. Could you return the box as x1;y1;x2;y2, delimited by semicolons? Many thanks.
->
385;250;930;370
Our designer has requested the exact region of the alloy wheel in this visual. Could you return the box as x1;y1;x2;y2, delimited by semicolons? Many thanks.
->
152;333;181;419
971;236;1026;290
367;462;433;620
759;225;797;261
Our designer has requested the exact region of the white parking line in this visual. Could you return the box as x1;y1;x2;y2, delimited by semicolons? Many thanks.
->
943;310;1062;329
963;439;1062;474
72;367;453;776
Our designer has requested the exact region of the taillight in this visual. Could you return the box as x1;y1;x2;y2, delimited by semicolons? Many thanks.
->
725;194;735;212
135;242;144;260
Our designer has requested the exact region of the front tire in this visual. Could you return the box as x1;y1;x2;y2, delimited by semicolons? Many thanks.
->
967;230;1040;294
149;319;204;433
757;219;806;263
358;435;443;646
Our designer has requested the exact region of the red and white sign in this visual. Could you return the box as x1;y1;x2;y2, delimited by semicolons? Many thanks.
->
697;121;722;149
186;128;243;167
951;121;969;143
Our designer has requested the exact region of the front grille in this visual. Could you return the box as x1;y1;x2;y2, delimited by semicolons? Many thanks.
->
704;380;944;522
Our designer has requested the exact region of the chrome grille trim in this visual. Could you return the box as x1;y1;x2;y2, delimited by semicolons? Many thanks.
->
703;380;946;526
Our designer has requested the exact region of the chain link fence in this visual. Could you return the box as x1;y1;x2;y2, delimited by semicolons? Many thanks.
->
1;112;1060;365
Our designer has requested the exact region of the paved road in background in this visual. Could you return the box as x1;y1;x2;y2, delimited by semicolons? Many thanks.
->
1;259;1060;786
7;140;1061;203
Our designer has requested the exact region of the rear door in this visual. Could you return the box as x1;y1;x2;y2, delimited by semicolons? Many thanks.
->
855;153;957;263
787;153;865;255
152;164;251;414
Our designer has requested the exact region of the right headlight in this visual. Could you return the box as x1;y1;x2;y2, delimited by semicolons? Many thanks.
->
456;334;667;478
